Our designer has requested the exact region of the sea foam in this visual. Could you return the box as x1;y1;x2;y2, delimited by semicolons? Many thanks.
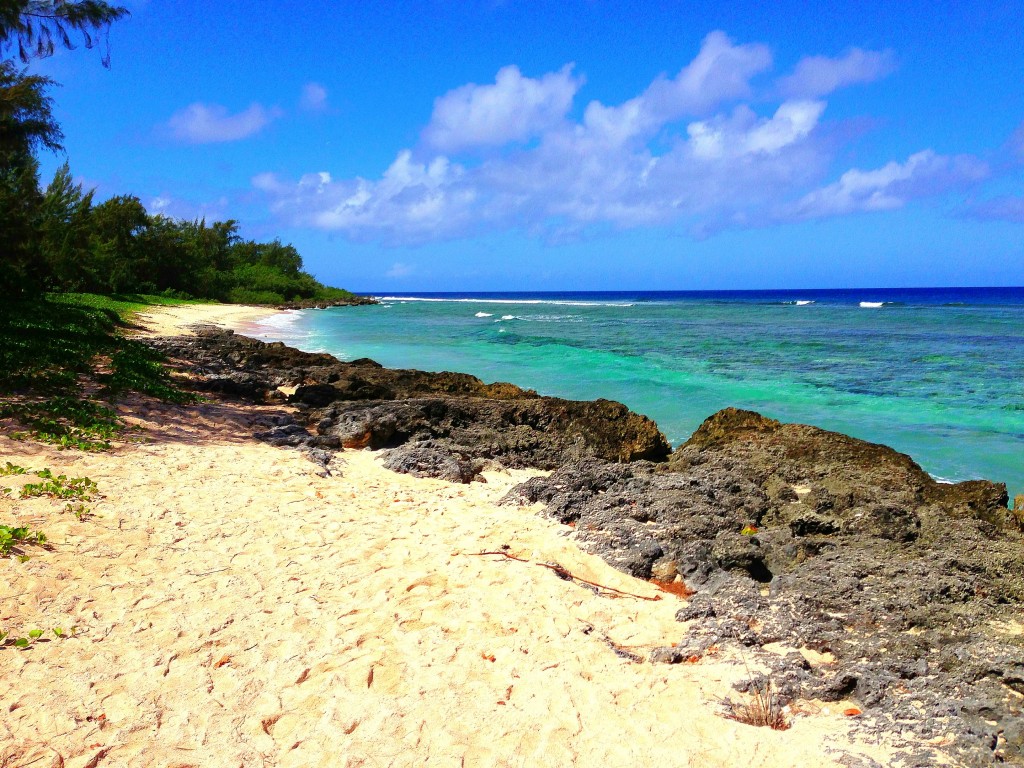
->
249;309;302;330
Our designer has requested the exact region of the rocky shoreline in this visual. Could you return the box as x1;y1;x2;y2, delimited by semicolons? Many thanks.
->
276;295;380;310
153;326;1024;767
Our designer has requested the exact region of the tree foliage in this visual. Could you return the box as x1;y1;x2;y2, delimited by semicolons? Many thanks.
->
0;0;128;67
0;59;61;167
1;169;355;302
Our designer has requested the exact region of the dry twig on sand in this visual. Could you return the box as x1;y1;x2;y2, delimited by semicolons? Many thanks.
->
467;549;662;601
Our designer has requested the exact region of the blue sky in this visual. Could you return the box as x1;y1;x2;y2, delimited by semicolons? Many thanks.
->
28;0;1024;291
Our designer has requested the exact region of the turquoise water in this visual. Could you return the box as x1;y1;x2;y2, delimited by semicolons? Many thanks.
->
247;289;1024;499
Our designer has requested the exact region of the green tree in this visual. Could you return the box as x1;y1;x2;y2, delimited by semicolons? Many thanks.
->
0;0;128;67
0;155;43;294
88;193;147;291
38;161;94;290
128;214;182;294
257;239;303;275
0;58;61;169
0;60;58;295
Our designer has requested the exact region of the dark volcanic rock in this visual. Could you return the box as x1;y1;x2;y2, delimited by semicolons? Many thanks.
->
254;421;314;447
676;408;1012;534
504;408;1023;767
380;441;484;483
315;395;666;469
153;328;669;469
504;458;768;580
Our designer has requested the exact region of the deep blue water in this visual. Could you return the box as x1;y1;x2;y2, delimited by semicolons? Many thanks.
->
247;287;1024;499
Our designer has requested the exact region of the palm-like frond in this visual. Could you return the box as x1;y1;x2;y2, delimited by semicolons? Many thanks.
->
0;1;128;67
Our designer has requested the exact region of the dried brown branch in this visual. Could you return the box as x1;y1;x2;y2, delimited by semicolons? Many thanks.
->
466;550;662;601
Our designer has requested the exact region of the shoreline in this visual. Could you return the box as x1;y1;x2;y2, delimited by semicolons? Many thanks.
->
131;302;283;338
146;302;1023;766
238;293;1023;501
0;302;900;767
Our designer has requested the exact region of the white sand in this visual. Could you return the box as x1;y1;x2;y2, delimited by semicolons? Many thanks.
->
0;304;897;767
131;303;280;338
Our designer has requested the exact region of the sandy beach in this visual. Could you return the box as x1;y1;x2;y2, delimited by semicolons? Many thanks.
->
0;304;898;768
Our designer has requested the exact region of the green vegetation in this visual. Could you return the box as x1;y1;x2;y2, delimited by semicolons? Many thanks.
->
1;464;100;557
20;468;97;501
64;501;91;520
0;524;46;555
0;293;200;450
1;3;358;305
0;626;74;649
4;161;360;303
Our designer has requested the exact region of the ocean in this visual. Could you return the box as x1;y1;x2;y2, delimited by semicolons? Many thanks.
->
246;288;1024;499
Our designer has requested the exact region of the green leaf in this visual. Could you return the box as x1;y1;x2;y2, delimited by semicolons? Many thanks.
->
14;637;29;648
28;629;43;639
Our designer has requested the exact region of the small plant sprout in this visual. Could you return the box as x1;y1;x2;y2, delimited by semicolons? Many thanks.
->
0;627;69;649
64;502;92;520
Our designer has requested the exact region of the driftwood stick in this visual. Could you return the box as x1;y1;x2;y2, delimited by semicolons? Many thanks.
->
466;550;662;602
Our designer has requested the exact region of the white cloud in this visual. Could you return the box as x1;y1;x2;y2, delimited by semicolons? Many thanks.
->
165;102;279;143
422;64;582;152
579;31;772;146
252;32;988;243
686;100;826;159
788;150;989;219
778;48;896;98
258;152;477;241
300;82;329;112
